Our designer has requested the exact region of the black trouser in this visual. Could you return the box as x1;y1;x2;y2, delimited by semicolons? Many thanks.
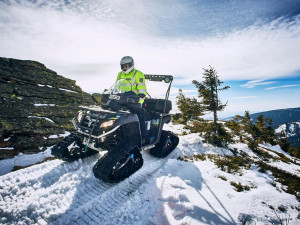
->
128;104;146;138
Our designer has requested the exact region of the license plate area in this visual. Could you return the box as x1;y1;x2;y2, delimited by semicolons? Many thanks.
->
109;95;120;100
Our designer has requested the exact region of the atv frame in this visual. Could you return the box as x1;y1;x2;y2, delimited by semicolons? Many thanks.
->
72;74;173;151
51;74;179;182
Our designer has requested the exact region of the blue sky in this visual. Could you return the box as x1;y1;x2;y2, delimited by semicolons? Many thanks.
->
0;0;300;118
173;76;300;118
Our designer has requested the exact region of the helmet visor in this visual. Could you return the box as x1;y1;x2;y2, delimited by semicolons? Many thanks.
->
121;62;133;71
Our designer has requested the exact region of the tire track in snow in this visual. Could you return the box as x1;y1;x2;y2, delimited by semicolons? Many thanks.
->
0;148;179;224
0;156;95;202
0;155;104;224
52;151;176;225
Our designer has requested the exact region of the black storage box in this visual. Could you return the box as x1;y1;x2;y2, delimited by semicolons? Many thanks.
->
143;98;172;113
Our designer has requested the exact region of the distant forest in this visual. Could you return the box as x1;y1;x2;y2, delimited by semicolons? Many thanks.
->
250;107;300;128
250;107;300;147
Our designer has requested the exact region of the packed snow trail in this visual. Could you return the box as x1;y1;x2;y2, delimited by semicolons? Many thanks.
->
0;149;178;225
1;131;299;224
0;132;236;225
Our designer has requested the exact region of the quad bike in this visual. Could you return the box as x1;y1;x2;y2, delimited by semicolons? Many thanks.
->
51;74;179;183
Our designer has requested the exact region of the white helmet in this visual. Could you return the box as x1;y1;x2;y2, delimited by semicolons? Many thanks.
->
120;56;134;74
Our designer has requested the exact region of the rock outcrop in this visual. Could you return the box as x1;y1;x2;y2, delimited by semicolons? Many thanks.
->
0;57;100;159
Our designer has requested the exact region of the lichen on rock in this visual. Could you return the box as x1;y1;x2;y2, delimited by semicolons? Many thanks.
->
0;57;101;159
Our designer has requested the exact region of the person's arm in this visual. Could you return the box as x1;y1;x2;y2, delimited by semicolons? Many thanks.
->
136;71;147;103
117;71;122;81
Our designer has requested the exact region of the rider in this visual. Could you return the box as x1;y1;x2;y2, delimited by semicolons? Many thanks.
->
117;56;147;138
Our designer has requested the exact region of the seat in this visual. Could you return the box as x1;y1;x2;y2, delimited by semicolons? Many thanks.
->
142;98;172;114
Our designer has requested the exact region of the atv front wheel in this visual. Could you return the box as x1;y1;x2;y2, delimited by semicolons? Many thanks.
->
92;142;143;183
51;133;98;162
150;131;179;158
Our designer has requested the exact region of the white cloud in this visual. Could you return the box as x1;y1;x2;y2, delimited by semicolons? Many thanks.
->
265;84;299;90
240;80;276;88
0;1;300;94
231;96;257;100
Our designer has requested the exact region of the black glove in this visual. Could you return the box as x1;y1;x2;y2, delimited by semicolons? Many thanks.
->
138;93;146;98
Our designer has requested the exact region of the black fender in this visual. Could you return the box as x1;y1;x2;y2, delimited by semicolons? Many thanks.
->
117;114;142;148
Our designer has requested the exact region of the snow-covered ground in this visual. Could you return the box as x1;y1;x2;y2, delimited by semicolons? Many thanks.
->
275;122;300;137
0;124;299;225
0;132;71;176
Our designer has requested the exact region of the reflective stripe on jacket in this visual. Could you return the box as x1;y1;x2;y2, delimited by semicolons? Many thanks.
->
117;69;147;103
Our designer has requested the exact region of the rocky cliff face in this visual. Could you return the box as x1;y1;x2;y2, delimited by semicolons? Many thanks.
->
0;57;101;159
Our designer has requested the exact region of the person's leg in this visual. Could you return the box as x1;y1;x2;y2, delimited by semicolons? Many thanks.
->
137;107;146;138
128;104;147;139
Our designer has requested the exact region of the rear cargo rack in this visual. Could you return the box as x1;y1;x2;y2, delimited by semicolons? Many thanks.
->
144;74;173;83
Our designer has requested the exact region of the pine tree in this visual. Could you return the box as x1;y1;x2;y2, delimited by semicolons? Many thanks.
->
277;131;290;152
241;111;252;129
277;131;300;159
241;111;257;137
255;115;276;145
203;123;233;147
191;66;231;146
238;111;278;150
290;145;300;159
192;66;230;126
226;115;244;142
239;111;260;150
176;89;204;124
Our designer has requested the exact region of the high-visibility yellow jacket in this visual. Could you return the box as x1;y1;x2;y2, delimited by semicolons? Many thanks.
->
117;69;147;103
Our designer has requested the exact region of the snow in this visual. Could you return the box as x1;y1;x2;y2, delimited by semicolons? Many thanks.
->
289;124;295;133
275;122;300;137
59;88;78;94
275;124;286;134
0;147;14;151
260;143;291;157
229;143;258;157
112;158;299;225
0;125;299;224
268;160;300;177
48;134;59;139
34;104;55;107
48;132;71;139
0;148;53;176
38;84;53;88
28;116;55;123
43;131;71;141
61;131;71;137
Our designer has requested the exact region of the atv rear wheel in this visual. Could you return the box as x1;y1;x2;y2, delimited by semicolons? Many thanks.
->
92;142;143;183
150;131;179;158
51;133;98;162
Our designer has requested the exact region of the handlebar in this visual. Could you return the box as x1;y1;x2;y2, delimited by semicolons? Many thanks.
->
101;91;140;111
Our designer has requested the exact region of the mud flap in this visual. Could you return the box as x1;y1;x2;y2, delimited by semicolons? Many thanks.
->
149;131;179;158
92;142;143;183
51;133;98;162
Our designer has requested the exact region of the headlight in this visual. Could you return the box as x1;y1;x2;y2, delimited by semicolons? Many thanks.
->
77;111;83;122
100;120;115;128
